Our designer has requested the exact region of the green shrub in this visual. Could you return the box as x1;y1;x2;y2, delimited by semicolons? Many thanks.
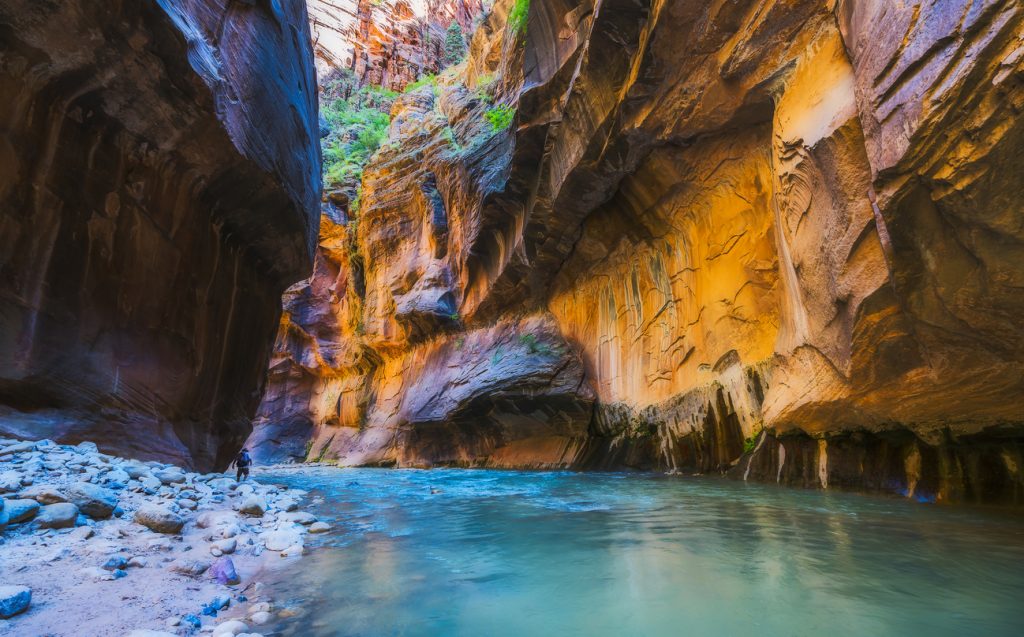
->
508;0;530;35
320;84;394;190
743;431;761;454
485;104;516;133
404;74;437;93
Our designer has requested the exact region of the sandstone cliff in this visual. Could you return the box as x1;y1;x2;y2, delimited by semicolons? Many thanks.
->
251;0;1024;503
0;0;321;470
310;0;485;90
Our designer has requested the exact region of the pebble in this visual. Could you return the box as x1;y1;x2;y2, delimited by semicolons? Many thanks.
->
308;521;331;533
169;559;211;578
103;555;129;571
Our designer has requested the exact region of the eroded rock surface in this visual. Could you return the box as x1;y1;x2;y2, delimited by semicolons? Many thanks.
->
252;0;1024;502
0;0;321;470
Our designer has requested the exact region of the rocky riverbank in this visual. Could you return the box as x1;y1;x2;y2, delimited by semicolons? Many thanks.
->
0;437;330;636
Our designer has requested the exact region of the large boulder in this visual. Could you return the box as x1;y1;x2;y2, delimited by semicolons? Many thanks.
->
134;505;185;535
35;503;79;529
65;483;118;519
4;499;40;524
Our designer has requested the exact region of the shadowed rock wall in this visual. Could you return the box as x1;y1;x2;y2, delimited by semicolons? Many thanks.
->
0;0;321;470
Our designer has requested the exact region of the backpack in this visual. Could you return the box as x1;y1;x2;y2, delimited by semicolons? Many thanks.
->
237;451;251;468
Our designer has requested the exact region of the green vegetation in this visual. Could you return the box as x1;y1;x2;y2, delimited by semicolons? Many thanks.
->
743;431;761;454
443;126;462;152
443;22;466;67
508;0;530;35
404;73;437;94
320;82;397;191
474;73;497;104
485;104;516;133
518;332;561;356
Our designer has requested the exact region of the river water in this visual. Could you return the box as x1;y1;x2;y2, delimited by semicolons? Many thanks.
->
255;467;1024;636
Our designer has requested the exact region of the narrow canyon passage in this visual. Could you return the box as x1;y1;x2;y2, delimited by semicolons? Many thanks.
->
1;0;1024;635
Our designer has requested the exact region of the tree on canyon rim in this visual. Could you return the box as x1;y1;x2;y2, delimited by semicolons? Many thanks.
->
443;21;466;67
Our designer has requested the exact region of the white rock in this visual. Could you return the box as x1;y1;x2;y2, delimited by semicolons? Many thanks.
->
211;619;249;636
308;522;331;534
280;543;304;557
249;611;273;625
260;530;302;552
238;495;267;517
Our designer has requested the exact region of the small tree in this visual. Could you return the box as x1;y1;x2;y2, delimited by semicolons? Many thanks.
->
443;22;466;67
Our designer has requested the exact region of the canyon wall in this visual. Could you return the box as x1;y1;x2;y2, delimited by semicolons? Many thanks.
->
310;0;485;90
251;0;1024;503
0;0;321;470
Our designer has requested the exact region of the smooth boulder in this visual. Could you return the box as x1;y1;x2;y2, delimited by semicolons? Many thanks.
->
66;482;118;519
4;499;40;524
35;503;79;528
134;505;185;534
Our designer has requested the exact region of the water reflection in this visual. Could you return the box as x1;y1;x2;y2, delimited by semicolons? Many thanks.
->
255;469;1024;637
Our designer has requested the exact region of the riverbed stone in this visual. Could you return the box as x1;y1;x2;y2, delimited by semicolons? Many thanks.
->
238;495;266;516
210;557;240;585
211;619;248;636
0;585;31;618
35;502;79;528
4;498;40;524
308;521;331;533
261;529;302;552
66;482;118;519
134;505;185;534
169;559;210;578
20;484;67;504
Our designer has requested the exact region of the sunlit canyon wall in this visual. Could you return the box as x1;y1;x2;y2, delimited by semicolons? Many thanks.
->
250;0;1024;503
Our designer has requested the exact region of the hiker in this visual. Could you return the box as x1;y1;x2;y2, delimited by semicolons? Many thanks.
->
231;448;252;482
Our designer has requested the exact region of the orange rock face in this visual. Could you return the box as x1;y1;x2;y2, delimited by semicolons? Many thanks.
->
310;0;483;90
252;0;1024;502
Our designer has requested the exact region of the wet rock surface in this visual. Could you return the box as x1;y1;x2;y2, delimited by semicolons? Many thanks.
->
0;437;327;635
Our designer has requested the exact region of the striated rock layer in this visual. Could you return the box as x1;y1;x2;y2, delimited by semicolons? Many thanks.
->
0;0;322;470
252;0;1024;503
310;0;484;90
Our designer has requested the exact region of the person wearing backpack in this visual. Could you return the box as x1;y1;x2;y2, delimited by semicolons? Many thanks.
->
231;448;252;482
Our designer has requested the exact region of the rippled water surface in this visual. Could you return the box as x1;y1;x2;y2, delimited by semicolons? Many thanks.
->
256;468;1024;636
